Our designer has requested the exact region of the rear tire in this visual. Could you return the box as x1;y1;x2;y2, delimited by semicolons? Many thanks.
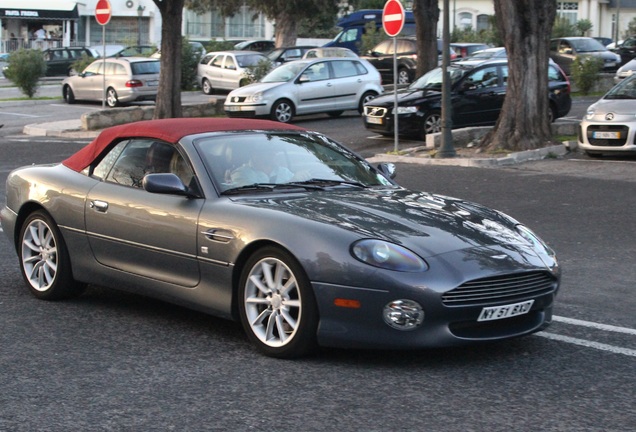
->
19;210;86;300
358;91;377;114
397;68;411;85
202;78;214;95
106;87;119;108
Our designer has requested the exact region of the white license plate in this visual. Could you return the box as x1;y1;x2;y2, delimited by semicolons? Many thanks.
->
477;300;534;322
225;106;241;111
593;131;620;139
366;117;383;125
146;80;158;86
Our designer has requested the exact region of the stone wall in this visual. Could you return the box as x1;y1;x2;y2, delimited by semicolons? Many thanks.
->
80;98;226;131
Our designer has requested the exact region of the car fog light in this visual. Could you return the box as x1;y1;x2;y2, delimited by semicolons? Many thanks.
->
383;299;424;330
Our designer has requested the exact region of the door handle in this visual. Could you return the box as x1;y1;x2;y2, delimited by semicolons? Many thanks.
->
89;200;109;213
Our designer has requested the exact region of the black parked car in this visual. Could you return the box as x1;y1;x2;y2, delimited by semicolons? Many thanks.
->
362;38;456;85
42;47;95;77
612;36;636;65
362;59;572;140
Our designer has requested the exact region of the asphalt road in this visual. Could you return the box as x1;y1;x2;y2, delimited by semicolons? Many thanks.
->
0;87;635;431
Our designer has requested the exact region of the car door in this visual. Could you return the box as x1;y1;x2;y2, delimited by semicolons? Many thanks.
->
452;64;506;126
73;61;102;99
85;139;203;287
202;54;225;88
220;54;241;89
293;61;338;114
329;59;368;110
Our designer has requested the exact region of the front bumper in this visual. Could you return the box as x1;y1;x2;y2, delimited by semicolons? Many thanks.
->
224;102;269;119
578;119;636;154
363;107;422;136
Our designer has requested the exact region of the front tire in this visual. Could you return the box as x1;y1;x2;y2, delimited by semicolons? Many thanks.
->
19;210;86;300
106;87;119;107
421;110;442;139
63;85;75;104
238;246;318;358
270;99;294;123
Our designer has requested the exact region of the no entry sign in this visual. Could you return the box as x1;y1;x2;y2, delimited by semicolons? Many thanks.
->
95;0;112;26
382;0;405;37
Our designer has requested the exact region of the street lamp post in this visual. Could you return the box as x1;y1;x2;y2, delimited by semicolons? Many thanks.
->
137;5;145;46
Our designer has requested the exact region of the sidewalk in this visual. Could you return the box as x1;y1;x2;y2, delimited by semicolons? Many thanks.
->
21;116;571;167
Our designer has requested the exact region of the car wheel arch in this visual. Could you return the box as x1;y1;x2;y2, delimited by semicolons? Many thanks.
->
14;202;49;252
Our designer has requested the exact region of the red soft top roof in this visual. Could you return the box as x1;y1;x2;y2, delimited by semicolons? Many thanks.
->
62;118;307;172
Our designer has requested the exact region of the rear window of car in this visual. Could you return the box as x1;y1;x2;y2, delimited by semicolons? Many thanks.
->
131;61;160;75
548;65;565;82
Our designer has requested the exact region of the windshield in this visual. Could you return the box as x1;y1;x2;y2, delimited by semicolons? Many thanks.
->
261;62;307;83
604;75;636;100
409;65;470;91
570;38;607;52
194;131;395;193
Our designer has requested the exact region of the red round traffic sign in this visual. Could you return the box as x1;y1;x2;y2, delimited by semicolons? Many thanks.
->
95;0;112;26
383;0;405;37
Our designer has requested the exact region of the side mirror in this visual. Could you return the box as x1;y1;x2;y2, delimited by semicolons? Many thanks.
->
298;73;310;83
143;173;190;196
377;163;396;179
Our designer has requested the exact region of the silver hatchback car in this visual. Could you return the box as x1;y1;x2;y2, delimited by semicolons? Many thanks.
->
62;57;160;107
224;57;383;122
578;73;636;157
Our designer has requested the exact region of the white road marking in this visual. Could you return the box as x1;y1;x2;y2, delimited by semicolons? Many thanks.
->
553;315;636;336
536;332;636;357
0;112;40;118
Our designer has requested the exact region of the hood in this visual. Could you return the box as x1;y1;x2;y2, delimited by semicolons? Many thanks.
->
228;81;287;96
235;188;534;258
367;88;440;107
588;98;636;115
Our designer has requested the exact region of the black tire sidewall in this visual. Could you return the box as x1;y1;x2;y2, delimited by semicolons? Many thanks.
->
238;246;318;358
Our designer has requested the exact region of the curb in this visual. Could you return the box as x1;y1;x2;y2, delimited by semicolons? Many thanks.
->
367;144;569;167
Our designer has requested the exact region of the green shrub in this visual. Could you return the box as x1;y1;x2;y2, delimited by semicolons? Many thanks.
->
204;40;236;53
244;58;272;85
3;49;46;98
571;56;603;95
181;37;200;90
71;54;95;75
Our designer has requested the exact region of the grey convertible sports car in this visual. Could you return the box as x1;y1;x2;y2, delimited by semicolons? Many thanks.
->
1;118;560;358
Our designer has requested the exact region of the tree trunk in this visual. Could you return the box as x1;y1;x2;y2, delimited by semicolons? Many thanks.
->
484;0;558;152
274;11;298;48
412;0;440;78
153;0;184;119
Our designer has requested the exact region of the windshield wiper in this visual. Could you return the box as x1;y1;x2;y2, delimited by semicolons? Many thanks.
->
288;179;368;189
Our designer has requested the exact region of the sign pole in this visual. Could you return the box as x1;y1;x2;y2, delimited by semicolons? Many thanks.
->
94;0;112;108
102;25;106;108
382;0;405;153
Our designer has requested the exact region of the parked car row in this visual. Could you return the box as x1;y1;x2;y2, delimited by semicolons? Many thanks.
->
362;58;572;140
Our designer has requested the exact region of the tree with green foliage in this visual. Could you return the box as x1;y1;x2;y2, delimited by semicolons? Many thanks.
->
185;0;339;47
576;19;593;36
571;56;602;95
3;49;46;98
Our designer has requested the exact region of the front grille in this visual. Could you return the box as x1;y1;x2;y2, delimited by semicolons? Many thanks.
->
586;124;629;146
441;271;556;306
364;106;388;117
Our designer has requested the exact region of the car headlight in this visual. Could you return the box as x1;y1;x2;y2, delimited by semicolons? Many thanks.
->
351;239;428;272
585;108;596;119
247;92;263;103
392;106;418;114
515;225;556;259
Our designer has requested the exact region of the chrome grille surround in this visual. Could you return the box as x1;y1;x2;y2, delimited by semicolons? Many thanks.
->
441;271;557;306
